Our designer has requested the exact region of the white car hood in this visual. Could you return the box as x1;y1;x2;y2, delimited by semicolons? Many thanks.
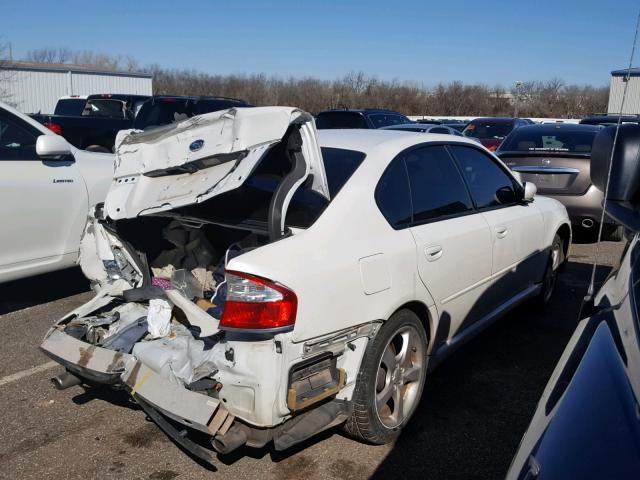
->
105;106;329;220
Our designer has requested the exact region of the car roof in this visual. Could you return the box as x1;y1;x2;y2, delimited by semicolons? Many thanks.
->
317;129;478;155
470;117;517;123
510;123;602;133
317;108;407;115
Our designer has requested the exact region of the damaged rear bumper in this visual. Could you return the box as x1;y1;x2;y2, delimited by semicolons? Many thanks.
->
40;329;234;438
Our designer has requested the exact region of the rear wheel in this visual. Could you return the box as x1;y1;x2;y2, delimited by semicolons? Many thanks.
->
344;309;428;444
534;234;564;307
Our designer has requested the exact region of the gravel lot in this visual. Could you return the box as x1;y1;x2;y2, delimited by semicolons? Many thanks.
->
0;240;625;480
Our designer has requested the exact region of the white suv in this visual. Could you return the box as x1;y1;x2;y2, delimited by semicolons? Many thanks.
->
41;107;570;464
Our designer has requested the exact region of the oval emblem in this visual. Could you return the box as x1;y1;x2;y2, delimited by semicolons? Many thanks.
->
189;139;205;152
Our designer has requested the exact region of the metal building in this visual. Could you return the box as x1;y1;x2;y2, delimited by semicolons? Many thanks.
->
0;61;153;114
607;67;640;115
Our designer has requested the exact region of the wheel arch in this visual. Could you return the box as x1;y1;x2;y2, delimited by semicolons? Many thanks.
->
391;300;433;345
556;222;571;263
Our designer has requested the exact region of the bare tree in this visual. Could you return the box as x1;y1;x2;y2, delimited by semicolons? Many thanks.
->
0;40;16;105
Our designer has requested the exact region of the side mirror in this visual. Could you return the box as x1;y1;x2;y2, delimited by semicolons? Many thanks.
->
36;135;72;159
523;182;536;202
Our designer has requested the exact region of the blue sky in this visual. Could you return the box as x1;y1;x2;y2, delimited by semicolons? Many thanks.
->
2;0;638;87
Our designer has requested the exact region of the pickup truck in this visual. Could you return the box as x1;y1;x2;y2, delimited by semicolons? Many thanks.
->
31;94;150;153
31;95;252;153
0;101;114;283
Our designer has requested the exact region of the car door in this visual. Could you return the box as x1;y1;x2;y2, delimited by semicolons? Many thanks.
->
448;144;546;311
397;145;494;346
0;109;87;279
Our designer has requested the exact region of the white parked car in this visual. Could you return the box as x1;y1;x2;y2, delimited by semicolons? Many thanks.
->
0;101;113;283
41;107;570;465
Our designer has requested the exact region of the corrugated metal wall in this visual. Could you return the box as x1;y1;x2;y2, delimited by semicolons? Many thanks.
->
0;68;152;114
607;75;640;114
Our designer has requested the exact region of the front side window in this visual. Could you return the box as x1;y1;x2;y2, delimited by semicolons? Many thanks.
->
450;145;519;208
0;113;39;160
404;146;473;223
375;158;412;228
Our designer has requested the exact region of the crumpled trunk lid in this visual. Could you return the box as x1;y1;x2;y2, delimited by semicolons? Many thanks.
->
106;106;329;220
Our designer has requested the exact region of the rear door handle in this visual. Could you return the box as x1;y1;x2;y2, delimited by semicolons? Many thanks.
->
425;245;443;262
495;226;508;239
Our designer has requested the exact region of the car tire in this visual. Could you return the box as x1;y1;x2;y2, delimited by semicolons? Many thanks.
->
534;234;564;307
344;309;428;445
86;145;111;153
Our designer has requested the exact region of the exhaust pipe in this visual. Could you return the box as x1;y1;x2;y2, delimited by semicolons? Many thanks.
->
581;218;595;229
211;424;249;454
51;371;82;390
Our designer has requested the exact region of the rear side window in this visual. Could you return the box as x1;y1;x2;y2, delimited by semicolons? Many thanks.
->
404;146;473;222
375;158;412;228
450;145;519;208
53;99;86;116
315;112;368;129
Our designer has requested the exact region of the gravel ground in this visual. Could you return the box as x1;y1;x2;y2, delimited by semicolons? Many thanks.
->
0;240;625;480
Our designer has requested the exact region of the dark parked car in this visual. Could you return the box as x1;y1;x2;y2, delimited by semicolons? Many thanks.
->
315;109;412;129
579;114;640;126
31;93;150;152
133;95;252;130
496;123;621;241
380;123;464;136
462;117;532;151
507;124;640;480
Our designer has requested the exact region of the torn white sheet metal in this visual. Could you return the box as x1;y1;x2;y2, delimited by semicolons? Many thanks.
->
165;288;220;337
106;107;329;220
122;357;232;436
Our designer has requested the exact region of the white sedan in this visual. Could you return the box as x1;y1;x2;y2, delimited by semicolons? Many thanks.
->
41;107;570;464
0;101;113;283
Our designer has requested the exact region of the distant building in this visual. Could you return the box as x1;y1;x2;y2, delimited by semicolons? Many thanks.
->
0;61;153;114
607;67;640;115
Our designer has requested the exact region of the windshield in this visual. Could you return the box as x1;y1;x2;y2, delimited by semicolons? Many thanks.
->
368;113;411;128
463;121;513;139
499;128;598;154
315;112;369;129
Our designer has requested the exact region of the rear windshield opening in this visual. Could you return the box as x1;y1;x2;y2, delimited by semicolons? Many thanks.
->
499;129;598;154
170;146;366;230
463;121;513;139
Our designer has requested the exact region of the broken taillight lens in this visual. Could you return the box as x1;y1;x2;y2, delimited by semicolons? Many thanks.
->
219;271;297;331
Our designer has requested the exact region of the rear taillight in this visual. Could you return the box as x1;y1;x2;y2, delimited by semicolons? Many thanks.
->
219;271;297;331
45;122;62;135
487;144;498;152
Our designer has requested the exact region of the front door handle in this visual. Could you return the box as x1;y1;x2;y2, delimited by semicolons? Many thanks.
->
425;245;443;262
495;226;508;239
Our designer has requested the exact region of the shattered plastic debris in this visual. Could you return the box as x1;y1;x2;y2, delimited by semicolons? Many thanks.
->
147;298;173;338
171;269;204;300
191;267;216;292
151;264;176;279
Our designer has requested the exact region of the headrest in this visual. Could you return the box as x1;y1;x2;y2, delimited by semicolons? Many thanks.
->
591;124;640;202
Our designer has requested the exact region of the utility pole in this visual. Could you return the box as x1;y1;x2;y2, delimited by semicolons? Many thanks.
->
514;81;523;117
